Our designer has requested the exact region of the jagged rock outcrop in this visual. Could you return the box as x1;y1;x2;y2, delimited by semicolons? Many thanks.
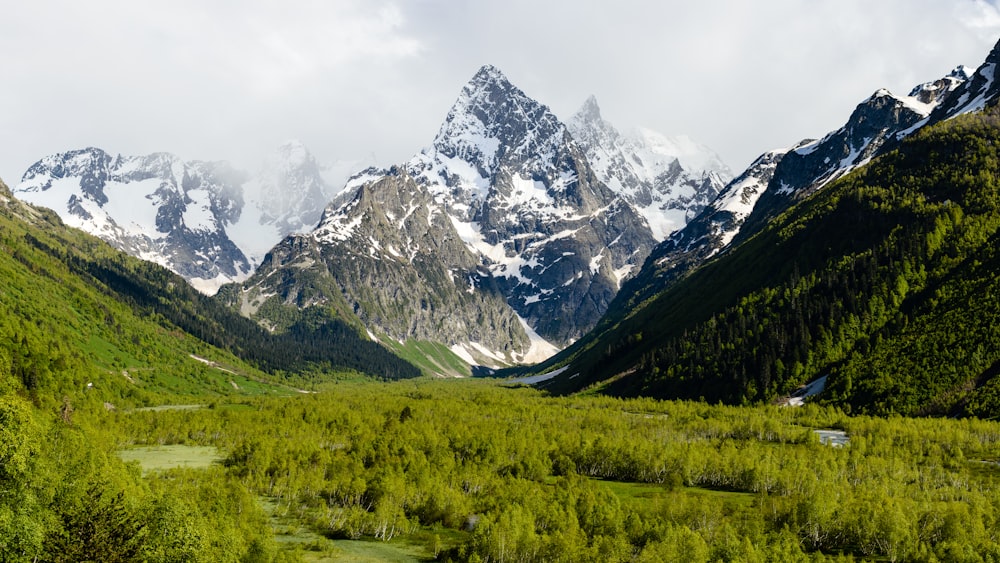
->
230;170;531;365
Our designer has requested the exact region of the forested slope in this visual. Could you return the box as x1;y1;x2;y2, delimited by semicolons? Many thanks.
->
1;181;247;407
540;107;1000;417
0;179;295;561
116;381;1000;561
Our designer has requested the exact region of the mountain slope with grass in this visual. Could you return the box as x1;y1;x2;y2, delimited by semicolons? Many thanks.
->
0;176;417;410
535;105;1000;417
0;181;285;561
0;171;417;563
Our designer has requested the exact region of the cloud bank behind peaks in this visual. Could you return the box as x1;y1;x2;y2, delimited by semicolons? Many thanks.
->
1;0;999;186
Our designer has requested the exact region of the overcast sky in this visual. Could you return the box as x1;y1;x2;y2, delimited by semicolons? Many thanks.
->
3;0;1000;186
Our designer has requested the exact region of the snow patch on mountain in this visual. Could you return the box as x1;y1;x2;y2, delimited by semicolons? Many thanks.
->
710;150;786;248
513;316;561;364
959;62;996;113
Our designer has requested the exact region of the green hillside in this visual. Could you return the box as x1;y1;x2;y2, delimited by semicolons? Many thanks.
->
539;107;1000;417
0;175;424;562
0;184;277;561
0;187;248;407
0;181;417;410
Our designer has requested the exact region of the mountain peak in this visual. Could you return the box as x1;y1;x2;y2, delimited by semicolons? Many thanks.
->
457;64;521;107
918;45;995;122
950;65;974;81
469;64;509;86
567;96;610;141
985;37;1000;67
270;139;314;169
577;95;602;122
430;64;565;173
906;66;972;107
459;65;517;104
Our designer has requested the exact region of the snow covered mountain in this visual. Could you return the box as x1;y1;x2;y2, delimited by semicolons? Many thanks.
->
227;169;538;368
14;141;338;294
233;65;669;363
923;43;997;124
613;64;976;313
740;65;973;235
407;65;658;345
229;141;337;261
532;38;1000;401
566;96;732;239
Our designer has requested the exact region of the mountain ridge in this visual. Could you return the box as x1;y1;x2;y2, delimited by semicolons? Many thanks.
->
14;142;339;294
566;95;732;240
592;63;975;324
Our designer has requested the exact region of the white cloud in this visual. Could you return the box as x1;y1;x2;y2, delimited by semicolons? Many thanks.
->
960;0;1000;36
218;2;423;96
391;0;1000;171
0;0;424;178
0;0;998;186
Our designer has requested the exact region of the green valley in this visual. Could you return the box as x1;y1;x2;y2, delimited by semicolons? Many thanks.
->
52;381;1000;561
6;135;1000;559
5;23;1000;563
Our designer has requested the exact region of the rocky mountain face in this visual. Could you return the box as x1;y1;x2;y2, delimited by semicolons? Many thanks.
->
235;65;710;363
566;96;732;240
14;141;337;294
13;65;729;369
923;42;998;123
411;66;659;346
227;169;533;366
610;65;974;314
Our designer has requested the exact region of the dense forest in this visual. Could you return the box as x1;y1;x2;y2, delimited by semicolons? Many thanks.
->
94;381;1000;561
539;106;1000;417
0;392;283;562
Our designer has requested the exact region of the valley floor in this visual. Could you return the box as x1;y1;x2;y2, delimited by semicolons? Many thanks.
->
98;378;1000;562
